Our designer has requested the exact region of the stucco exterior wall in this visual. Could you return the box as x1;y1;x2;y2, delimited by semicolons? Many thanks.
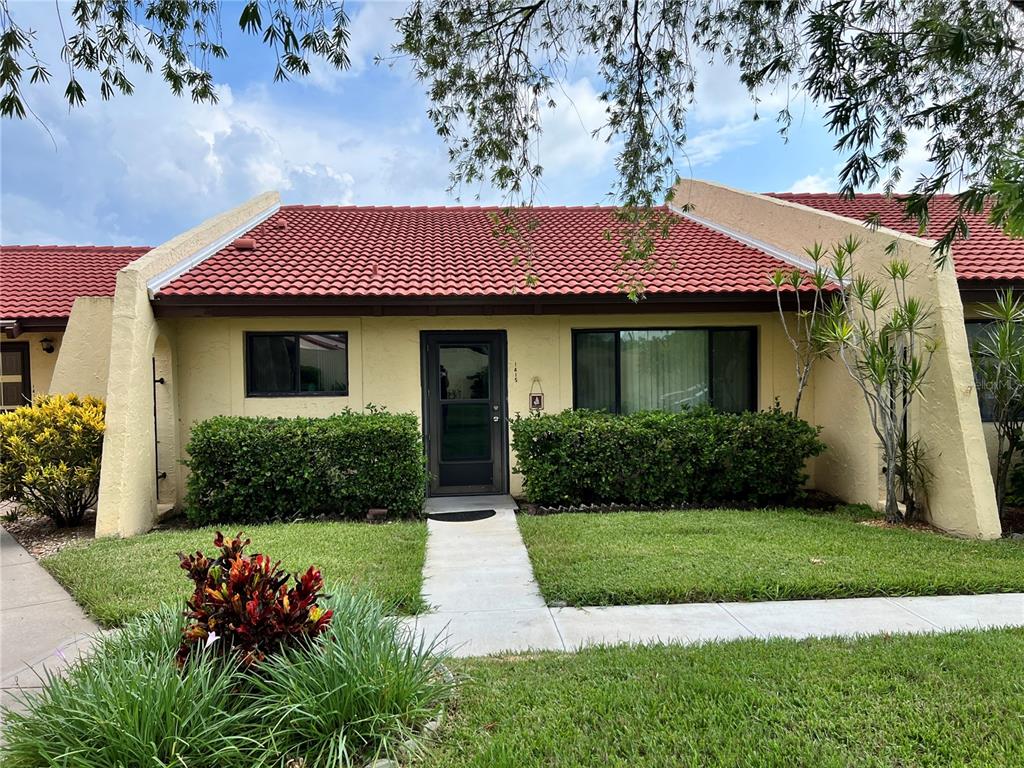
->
675;179;1000;538
96;192;281;537
49;296;115;397
959;301;1000;474
166;311;802;503
0;332;63;400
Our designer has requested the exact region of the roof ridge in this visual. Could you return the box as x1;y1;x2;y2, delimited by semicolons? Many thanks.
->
278;204;664;212
767;192;957;200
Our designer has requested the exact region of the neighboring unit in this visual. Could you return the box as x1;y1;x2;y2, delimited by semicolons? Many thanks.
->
0;245;149;408
769;192;1024;473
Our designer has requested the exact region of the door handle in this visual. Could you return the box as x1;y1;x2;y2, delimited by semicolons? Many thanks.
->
492;415;500;422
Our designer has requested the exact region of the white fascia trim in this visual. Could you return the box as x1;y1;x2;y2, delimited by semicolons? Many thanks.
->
668;202;828;276
146;202;281;295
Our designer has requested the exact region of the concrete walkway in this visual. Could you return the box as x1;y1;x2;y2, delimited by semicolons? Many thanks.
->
414;496;563;656
1;528;100;718
406;499;1024;657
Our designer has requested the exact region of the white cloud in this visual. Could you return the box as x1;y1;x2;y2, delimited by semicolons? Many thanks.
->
537;78;613;175
878;128;935;194
797;130;939;196
785;172;838;193
681;121;761;170
303;0;406;91
691;55;808;127
0;3;851;244
0;1;464;244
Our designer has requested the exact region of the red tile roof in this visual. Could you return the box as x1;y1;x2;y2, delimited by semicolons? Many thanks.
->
1;245;148;322
156;205;809;301
770;193;1024;283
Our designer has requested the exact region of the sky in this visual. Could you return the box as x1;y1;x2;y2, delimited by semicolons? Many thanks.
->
0;1;924;247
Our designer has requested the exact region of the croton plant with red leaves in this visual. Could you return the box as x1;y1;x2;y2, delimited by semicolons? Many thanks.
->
177;532;333;667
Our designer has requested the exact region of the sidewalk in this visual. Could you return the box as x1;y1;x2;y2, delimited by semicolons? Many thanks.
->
1;528;100;719
405;499;1024;657
414;496;563;657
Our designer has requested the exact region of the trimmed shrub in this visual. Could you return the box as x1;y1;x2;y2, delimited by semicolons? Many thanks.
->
511;407;825;507
0;394;105;526
185;408;426;524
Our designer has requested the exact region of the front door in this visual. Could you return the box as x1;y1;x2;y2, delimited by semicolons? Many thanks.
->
0;341;32;411
422;331;507;495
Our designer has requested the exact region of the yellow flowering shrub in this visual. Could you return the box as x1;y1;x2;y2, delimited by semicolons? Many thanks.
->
0;394;105;526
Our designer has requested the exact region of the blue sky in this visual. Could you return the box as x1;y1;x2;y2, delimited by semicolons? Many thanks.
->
0;1;925;247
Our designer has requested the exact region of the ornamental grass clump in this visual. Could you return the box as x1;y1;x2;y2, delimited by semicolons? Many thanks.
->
0;394;105;526
250;590;453;765
178;531;333;667
0;608;257;766
1;533;453;767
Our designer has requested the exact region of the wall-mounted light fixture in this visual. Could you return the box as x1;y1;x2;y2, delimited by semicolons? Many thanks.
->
39;338;55;354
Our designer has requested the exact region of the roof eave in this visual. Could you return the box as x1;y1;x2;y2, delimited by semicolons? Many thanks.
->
150;289;813;318
1;317;69;337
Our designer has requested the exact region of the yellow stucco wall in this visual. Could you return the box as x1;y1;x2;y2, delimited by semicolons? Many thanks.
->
167;312;802;502
49;297;115;398
675;179;1000;538
0;333;63;401
96;191;281;537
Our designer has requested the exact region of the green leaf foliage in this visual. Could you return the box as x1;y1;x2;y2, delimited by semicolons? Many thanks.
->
0;591;451;767
184;409;427;525
0;393;105;526
397;0;1024;268
0;0;351;117
510;407;825;507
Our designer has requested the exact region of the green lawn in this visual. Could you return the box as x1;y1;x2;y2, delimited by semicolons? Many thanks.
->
423;629;1024;767
518;507;1024;606
43;521;427;626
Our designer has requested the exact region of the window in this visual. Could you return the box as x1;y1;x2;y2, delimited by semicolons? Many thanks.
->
965;320;996;421
245;332;348;397
573;327;757;414
0;342;31;411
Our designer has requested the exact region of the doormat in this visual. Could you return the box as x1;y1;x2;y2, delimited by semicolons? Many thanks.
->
427;509;496;523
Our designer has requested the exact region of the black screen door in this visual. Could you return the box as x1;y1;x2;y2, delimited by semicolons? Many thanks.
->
422;331;507;495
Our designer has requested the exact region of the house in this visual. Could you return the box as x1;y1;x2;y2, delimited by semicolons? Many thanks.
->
0;245;149;409
6;182;1019;539
56;179;1005;541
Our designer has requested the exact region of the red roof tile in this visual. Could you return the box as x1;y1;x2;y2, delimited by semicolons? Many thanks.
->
1;245;149;322
769;193;1024;283
157;205;808;300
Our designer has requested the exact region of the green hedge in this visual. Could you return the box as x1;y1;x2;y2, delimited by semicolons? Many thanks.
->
511;407;825;507
184;410;426;525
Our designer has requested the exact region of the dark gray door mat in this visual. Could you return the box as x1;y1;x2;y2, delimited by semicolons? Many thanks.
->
426;509;497;523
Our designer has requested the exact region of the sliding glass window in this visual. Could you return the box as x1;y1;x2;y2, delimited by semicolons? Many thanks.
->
572;328;757;414
245;332;349;396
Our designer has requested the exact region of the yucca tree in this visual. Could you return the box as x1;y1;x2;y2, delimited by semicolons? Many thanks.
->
973;289;1024;522
817;237;938;523
770;243;834;419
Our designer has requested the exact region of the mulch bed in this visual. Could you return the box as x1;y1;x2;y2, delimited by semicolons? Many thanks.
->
1;503;96;559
